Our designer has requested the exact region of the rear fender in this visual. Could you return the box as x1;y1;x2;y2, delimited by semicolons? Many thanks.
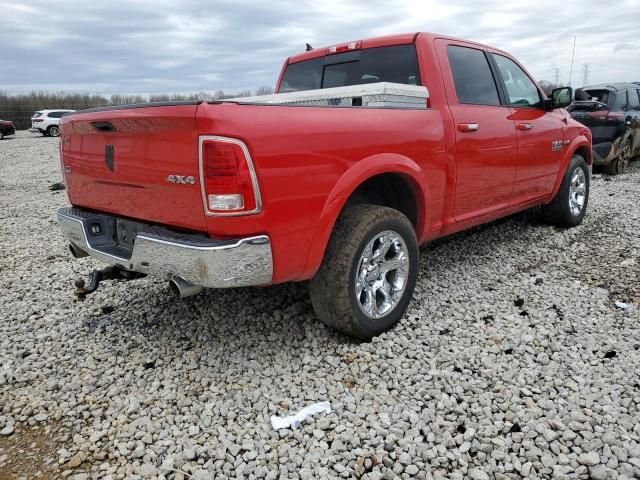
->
300;154;428;280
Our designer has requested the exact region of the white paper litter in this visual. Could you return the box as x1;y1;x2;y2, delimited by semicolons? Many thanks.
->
270;401;331;430
614;300;633;311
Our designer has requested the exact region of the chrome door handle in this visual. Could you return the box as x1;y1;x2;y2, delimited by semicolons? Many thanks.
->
517;123;534;131
458;123;479;132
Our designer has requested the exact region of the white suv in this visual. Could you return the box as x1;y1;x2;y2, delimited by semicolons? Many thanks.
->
29;110;75;137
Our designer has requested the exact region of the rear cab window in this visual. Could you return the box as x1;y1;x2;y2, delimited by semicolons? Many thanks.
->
446;45;500;106
583;90;610;104
279;45;421;93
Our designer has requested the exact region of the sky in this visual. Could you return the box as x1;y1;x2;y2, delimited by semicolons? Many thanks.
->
1;0;639;95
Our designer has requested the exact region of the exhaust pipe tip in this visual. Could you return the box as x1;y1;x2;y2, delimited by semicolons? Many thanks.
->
69;243;88;258
169;276;202;299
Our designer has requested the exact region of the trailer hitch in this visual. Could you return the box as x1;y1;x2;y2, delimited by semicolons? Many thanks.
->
74;266;146;299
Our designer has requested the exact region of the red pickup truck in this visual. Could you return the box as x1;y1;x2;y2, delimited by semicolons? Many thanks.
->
58;32;592;339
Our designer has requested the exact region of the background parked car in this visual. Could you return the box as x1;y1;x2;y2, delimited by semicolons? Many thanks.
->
0;119;16;139
568;83;640;174
29;109;75;137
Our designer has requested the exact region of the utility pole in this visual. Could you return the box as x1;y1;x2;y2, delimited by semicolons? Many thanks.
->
568;36;577;87
582;63;590;86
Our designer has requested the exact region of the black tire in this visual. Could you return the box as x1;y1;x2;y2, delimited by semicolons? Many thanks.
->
309;204;419;340
541;154;589;228
0;131;4;140
47;125;60;137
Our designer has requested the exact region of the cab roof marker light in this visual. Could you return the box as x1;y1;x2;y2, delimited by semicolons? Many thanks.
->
327;41;362;54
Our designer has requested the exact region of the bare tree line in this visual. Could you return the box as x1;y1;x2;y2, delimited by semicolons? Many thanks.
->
0;87;274;130
1;82;565;130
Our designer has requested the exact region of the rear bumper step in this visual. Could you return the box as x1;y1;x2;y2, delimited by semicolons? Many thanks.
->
57;207;273;288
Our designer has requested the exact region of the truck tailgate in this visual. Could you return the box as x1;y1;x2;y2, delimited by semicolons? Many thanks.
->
60;103;207;232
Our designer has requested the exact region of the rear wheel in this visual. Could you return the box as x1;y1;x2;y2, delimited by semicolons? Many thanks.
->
541;154;589;228
0;131;4;140
606;137;632;175
309;204;418;340
47;125;60;137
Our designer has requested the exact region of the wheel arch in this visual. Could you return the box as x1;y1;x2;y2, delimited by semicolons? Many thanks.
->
547;137;591;203
300;153;429;280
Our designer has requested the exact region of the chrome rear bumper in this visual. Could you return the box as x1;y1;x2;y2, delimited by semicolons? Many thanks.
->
57;207;273;288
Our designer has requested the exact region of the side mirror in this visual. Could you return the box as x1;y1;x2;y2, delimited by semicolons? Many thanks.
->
550;87;573;109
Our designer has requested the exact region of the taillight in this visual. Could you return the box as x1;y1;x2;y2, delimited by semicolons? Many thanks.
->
33;119;44;122
585;110;626;122
199;136;262;216
606;112;625;121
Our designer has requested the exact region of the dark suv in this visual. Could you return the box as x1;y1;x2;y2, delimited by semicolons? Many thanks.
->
568;83;640;174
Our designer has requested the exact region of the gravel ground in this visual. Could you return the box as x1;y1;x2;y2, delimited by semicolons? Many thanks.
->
1;130;639;480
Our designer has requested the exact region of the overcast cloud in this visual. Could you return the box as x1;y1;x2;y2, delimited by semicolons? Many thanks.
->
1;0;639;95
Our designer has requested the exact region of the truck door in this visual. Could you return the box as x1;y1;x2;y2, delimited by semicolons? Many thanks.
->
489;53;565;203
435;40;518;223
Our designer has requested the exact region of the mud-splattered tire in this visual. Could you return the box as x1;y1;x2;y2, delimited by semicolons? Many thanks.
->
309;204;418;340
541;154;590;228
606;138;632;175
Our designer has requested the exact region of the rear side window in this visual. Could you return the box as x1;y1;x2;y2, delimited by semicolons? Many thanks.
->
447;45;500;106
613;91;628;111
492;54;541;108
279;45;421;93
48;111;66;118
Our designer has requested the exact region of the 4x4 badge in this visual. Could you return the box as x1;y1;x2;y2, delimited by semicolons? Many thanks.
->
167;175;196;185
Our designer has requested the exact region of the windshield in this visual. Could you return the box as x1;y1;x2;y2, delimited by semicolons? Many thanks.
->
279;44;421;93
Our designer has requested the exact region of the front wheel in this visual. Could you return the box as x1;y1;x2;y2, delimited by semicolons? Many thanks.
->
309;204;418;340
541;154;590;228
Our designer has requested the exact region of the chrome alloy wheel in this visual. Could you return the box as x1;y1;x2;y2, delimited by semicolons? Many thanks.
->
569;167;586;216
355;230;409;319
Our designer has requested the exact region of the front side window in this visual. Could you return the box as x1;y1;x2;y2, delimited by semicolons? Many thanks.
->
446;45;500;106
492;54;541;108
279;45;421;93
